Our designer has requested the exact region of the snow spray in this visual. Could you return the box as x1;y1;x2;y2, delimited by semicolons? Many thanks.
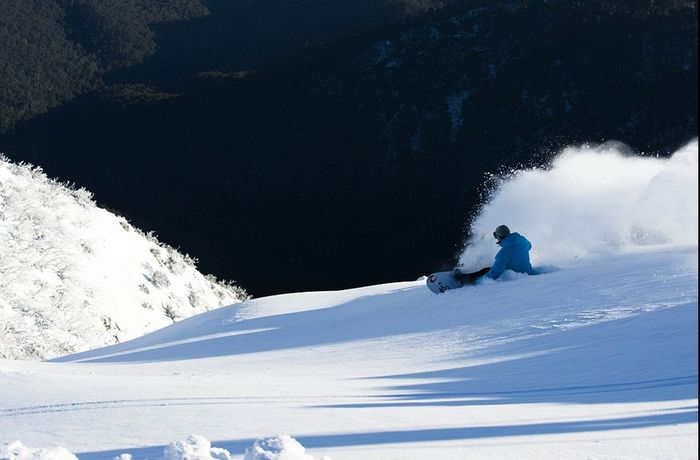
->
458;139;698;270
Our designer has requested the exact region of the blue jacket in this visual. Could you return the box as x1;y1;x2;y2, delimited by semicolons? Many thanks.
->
486;232;535;279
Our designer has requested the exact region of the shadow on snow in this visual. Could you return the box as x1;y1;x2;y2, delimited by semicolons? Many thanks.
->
77;408;698;459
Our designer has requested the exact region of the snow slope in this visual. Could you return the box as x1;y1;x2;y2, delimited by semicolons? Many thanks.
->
0;157;248;360
0;247;697;459
1;141;696;459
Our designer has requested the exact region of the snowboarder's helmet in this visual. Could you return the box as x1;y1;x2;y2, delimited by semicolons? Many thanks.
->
493;225;511;241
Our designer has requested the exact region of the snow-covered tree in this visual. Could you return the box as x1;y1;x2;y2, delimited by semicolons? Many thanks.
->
0;155;248;360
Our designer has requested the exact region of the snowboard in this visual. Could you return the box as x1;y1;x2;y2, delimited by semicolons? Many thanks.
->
426;271;463;294
426;267;490;294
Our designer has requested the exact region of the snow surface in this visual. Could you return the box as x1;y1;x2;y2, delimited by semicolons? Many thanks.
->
1;141;697;459
0;157;248;360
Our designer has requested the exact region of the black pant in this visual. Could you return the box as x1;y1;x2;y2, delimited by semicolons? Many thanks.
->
454;267;491;284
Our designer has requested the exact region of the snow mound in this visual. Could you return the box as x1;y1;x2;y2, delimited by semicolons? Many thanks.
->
459;139;698;270
0;156;249;360
0;441;77;460
103;435;329;460
243;435;329;460
162;435;231;460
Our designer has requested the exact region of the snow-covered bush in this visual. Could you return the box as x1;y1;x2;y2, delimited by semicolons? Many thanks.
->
0;155;249;360
160;435;331;460
0;441;77;460
162;435;231;460
1;436;331;460
243;435;326;460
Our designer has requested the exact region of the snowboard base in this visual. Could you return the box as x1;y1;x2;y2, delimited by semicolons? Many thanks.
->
426;271;463;294
426;267;490;294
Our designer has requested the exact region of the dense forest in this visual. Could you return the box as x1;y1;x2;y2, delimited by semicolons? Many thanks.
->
1;0;697;296
0;0;209;130
0;0;442;131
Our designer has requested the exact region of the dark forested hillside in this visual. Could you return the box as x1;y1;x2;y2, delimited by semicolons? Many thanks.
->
0;0;97;131
1;0;697;296
0;0;434;130
105;0;417;90
0;0;208;130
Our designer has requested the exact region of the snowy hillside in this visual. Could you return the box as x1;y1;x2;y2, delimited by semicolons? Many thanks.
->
0;156;248;360
1;247;696;459
0;141;696;459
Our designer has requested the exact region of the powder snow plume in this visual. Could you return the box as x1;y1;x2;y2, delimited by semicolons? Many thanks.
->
458;139;698;271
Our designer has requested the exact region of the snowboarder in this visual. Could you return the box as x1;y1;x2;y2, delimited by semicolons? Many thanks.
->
453;225;536;284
